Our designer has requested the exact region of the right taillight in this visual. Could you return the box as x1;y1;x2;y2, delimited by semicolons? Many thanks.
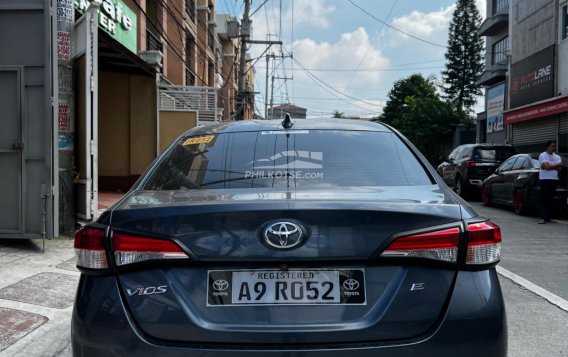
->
466;221;501;265
74;227;108;269
381;227;461;263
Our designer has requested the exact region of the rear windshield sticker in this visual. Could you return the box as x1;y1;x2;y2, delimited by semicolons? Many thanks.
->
261;130;309;135
182;135;214;146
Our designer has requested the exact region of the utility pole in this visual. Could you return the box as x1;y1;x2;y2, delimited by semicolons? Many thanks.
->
270;75;292;119
236;1;282;121
236;0;251;121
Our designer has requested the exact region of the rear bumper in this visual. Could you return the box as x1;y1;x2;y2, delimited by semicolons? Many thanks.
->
71;269;507;357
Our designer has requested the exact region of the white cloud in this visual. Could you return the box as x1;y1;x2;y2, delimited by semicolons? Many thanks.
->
293;0;336;28
293;27;389;89
390;1;486;45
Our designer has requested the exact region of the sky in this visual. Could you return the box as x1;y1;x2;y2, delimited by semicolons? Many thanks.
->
216;0;487;118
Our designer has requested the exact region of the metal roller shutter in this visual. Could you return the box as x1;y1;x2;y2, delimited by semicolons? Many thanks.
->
559;113;568;134
512;117;558;146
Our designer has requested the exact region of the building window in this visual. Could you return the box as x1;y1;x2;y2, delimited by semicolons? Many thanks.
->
186;35;196;86
493;0;508;14
562;5;568;40
186;0;196;23
492;36;508;65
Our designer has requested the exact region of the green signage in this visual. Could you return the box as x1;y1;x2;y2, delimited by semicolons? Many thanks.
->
75;0;137;54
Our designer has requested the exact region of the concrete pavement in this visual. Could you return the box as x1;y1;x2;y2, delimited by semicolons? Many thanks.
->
0;238;76;357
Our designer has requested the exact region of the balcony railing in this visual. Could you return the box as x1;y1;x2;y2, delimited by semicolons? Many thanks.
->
158;84;218;122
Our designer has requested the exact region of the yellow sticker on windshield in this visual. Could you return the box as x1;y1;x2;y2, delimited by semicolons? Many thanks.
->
182;135;214;146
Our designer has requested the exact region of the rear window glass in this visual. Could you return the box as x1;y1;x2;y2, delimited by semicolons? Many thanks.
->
474;148;516;161
143;130;433;190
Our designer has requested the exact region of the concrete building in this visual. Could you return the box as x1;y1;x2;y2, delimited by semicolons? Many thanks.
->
0;0;255;239
477;0;568;153
270;104;308;119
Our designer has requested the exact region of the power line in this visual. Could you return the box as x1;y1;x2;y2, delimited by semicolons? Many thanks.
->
348;0;447;48
256;65;445;72
345;0;399;91
290;54;384;108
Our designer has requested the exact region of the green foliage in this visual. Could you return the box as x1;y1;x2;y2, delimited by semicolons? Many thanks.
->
332;110;345;118
380;74;462;164
442;0;485;114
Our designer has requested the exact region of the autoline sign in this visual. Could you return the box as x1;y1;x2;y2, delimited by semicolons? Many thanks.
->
75;0;137;54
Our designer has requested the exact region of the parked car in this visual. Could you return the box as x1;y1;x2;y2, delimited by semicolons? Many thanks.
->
437;144;517;197
72;118;506;357
481;153;568;215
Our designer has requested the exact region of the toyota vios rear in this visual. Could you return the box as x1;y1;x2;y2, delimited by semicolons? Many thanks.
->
71;119;507;357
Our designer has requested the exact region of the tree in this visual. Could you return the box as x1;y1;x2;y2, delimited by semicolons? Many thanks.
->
442;0;484;114
332;110;345;118
380;74;438;129
380;74;461;164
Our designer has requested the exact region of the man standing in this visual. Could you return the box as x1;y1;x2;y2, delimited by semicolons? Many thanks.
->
538;141;563;224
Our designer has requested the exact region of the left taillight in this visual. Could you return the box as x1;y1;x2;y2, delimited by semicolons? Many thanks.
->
112;232;188;266
74;227;108;269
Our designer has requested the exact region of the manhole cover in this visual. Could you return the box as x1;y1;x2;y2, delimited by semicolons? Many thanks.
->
0;307;48;351
0;272;79;309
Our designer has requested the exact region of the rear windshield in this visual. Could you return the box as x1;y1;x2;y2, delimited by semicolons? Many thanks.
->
474;147;516;161
143;130;433;190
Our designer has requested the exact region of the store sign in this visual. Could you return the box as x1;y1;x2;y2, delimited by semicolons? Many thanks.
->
75;0;137;54
510;46;554;109
504;96;568;124
486;83;505;133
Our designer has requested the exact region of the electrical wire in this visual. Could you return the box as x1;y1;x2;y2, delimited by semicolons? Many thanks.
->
347;0;447;48
344;0;399;91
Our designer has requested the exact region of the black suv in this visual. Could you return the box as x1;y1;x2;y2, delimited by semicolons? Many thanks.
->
437;144;517;197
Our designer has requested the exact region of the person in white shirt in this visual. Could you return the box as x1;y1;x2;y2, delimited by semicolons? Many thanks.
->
538;141;563;224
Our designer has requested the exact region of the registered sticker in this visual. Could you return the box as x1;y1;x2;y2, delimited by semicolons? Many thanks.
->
182;135;214;146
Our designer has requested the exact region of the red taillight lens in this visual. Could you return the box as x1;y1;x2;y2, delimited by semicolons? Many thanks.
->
74;227;108;269
466;161;481;167
112;233;188;266
381;227;461;263
466;221;501;264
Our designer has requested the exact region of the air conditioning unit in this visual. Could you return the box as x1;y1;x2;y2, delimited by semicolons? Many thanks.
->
139;50;163;68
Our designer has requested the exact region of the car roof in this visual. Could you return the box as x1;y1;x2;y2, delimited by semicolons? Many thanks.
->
185;118;392;136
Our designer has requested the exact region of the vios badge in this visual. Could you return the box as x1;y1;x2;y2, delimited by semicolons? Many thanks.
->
263;221;306;249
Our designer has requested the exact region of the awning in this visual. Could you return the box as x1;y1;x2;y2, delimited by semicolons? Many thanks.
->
504;96;568;125
98;29;156;77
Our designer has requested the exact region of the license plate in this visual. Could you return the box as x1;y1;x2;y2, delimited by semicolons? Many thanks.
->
207;269;365;306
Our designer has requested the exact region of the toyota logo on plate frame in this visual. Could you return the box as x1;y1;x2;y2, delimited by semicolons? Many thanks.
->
212;279;229;292
263;221;306;249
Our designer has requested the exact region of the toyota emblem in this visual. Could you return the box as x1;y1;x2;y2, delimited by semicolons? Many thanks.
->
213;279;229;291
263;221;305;249
343;279;360;291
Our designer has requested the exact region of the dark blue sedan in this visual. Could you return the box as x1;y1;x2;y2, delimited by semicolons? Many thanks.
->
71;118;507;356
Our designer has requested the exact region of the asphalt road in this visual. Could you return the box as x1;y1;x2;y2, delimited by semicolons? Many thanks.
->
469;201;568;357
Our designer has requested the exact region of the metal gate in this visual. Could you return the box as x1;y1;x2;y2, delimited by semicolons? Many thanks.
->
0;68;23;234
512;117;558;146
0;0;56;240
157;84;218;153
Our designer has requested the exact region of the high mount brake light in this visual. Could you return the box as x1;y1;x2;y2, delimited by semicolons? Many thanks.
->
381;220;502;266
74;227;108;269
112;233;188;266
381;227;461;263
466;221;501;265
